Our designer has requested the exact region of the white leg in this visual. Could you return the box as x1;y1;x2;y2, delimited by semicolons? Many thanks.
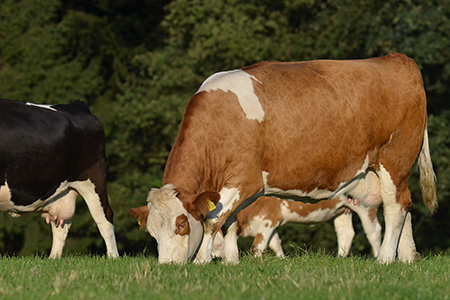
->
212;230;224;258
194;231;213;263
49;219;72;259
378;201;405;264
333;212;355;257
350;205;382;257
251;232;269;257
268;232;285;258
377;165;405;264
46;189;78;258
72;181;119;258
397;212;420;263
223;221;239;264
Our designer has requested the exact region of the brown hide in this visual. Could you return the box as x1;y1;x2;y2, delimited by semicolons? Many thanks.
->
160;53;430;234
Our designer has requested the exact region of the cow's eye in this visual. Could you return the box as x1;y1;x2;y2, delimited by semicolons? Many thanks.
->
175;214;190;235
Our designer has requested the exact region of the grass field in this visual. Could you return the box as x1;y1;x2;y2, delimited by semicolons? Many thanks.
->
0;251;449;300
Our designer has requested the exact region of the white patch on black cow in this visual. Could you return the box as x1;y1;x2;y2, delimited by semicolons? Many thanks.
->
26;102;57;111
0;180;13;211
197;70;265;122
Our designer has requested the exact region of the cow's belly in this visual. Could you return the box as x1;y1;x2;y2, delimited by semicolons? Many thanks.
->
0;179;72;213
262;157;382;208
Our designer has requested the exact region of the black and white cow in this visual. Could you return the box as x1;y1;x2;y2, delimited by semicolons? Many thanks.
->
0;98;119;258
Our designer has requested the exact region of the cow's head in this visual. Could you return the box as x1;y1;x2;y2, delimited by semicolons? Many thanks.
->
138;184;220;263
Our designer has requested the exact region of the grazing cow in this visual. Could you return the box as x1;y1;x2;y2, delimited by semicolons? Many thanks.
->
0;99;119;258
131;196;381;259
140;53;436;264
233;171;382;258
213;195;381;258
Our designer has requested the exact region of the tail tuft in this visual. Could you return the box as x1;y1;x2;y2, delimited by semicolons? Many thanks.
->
418;127;437;215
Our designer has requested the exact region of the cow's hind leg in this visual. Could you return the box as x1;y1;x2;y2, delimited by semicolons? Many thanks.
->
377;165;416;264
72;180;119;258
268;231;285;258
47;190;78;258
333;211;355;257
251;222;281;257
397;204;420;262
349;205;382;257
49;219;72;258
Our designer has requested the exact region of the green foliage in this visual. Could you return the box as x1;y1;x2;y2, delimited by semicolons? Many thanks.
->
0;0;449;258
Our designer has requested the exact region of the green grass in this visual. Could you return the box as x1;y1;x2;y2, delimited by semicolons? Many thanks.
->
0;252;449;300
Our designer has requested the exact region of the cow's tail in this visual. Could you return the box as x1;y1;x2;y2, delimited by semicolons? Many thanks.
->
418;126;437;215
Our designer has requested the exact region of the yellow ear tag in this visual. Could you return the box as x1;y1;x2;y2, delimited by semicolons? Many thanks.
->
207;199;216;212
138;220;141;226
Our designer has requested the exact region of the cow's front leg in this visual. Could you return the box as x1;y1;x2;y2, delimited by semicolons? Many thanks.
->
222;221;239;264
194;220;214;263
194;232;213;263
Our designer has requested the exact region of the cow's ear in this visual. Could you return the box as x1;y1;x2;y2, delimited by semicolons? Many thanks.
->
129;206;149;230
191;191;220;219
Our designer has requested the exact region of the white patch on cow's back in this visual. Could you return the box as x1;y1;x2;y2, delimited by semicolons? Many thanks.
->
26;102;57;112
197;69;265;122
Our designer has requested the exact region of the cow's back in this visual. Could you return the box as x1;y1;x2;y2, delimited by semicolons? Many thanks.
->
242;53;426;193
0;99;105;206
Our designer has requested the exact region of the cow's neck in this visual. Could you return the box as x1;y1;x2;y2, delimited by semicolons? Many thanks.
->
162;139;222;195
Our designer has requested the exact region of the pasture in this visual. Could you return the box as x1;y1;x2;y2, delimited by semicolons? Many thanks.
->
0;252;448;300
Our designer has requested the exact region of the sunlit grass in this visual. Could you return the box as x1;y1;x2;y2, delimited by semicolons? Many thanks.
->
0;252;448;299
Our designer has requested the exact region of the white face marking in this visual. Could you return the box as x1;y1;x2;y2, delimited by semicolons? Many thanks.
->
146;184;204;263
196;69;265;122
26;102;57;111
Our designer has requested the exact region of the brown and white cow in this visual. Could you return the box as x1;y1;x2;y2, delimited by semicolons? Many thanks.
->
0;99;119;258
140;53;436;264
213;195;381;258
133;197;381;259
